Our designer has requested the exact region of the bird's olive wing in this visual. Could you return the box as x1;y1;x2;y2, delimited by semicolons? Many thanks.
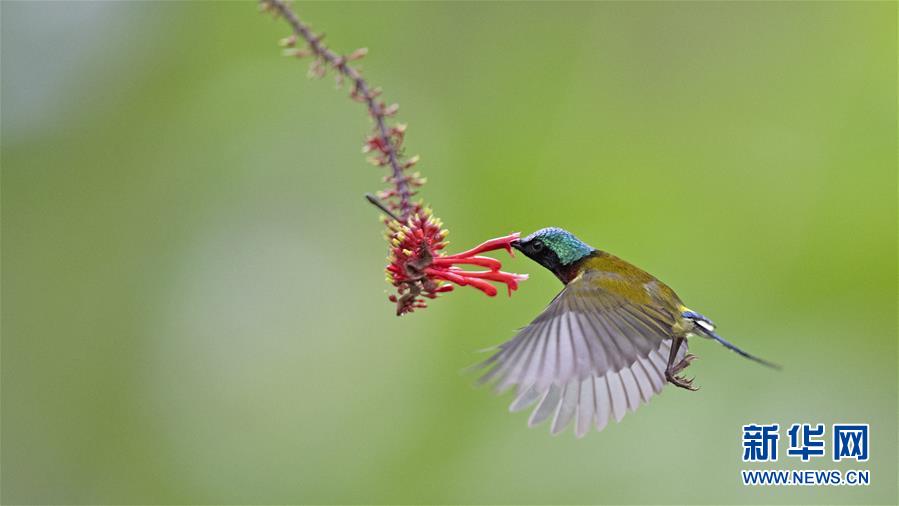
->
477;273;687;437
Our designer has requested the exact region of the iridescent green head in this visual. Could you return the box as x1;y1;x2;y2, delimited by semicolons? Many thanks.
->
512;227;596;283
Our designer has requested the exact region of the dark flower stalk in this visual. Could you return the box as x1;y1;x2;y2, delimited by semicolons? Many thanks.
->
259;0;416;219
259;0;526;315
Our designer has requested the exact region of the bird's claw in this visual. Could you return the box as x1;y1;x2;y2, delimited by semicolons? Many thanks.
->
666;373;700;391
666;354;699;391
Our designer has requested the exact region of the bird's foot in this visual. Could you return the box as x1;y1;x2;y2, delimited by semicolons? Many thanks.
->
666;372;699;391
666;354;699;391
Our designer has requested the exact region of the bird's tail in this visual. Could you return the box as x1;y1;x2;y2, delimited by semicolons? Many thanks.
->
682;310;781;370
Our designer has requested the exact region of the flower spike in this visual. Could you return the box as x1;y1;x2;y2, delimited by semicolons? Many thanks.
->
261;0;528;315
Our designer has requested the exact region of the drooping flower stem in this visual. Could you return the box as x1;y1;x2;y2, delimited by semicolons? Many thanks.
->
260;0;416;219
259;0;527;315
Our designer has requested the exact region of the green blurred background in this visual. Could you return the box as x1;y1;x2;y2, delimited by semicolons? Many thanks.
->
2;1;896;504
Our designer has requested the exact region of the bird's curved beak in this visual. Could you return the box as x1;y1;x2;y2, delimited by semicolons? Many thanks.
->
510;239;522;251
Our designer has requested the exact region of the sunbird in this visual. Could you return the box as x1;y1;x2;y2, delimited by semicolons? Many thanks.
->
478;227;778;437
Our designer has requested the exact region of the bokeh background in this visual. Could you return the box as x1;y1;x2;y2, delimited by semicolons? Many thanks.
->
2;1;896;504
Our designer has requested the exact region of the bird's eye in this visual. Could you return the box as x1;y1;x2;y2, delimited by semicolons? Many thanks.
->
531;240;544;252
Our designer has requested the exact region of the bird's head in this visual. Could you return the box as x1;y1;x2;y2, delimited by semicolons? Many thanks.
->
511;227;596;283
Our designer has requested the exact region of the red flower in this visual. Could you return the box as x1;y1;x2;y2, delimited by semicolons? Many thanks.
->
385;210;527;315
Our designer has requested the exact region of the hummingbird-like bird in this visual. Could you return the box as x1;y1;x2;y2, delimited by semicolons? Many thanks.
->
478;227;778;437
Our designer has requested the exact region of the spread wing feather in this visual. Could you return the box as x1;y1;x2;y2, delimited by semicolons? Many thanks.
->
479;271;687;437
